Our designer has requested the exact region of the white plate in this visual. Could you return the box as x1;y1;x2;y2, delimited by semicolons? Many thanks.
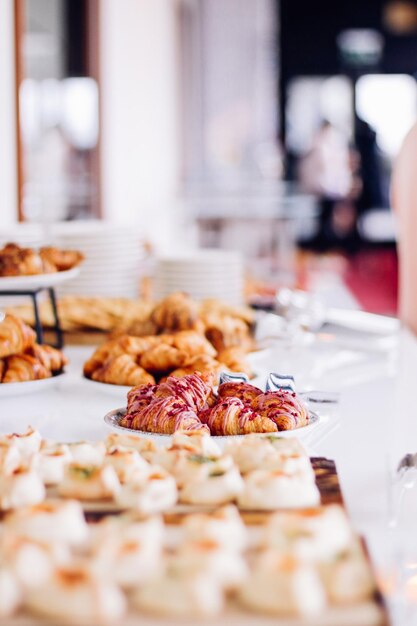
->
0;267;80;290
104;408;320;447
0;373;66;397
83;377;131;396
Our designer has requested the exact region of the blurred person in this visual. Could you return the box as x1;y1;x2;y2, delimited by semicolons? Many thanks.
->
298;120;360;251
392;120;417;334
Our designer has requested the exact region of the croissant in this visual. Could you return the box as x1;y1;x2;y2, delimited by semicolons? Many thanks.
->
253;390;309;430
126;383;157;414
117;335;161;356
27;344;68;373
216;347;253;378
168;355;224;382
139;343;188;373
217;382;263;406
171;331;217;358
39;247;84;271
92;355;155;386
124;397;207;434
151;293;201;332
0;315;36;358
154;373;215;412
204;315;252;352
200;397;277;435
83;339;127;377
0;244;47;276
3;354;51;383
0;359;5;382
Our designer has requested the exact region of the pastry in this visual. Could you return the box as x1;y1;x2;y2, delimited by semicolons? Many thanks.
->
204;315;252;352
91;512;164;550
105;446;149;483
180;456;244;505
0;467;45;510
238;469;321;510
25;565;126;623
217;381;263;405
34;443;72;485
216;347;253;378
92;354;155;386
0;314;36;358
168;429;221;457
239;553;326;616
0;441;22;475
168;354;224;381
2;354;51;383
181;505;248;552
26;344;68;373
117;468;178;514
154;373;214;412
133;569;223;618
126;383;157;414
172;540;248;591
0;569;20;617
171;330;217;358
319;543;375;604
104;433;157;460
39;246;84;271
67;441;106;465
224;434;282;474
200;397;277;435
253;390;309;430
5;500;89;546
151;292;200;332
58;463;120;501
0;243;47;276
260;506;353;562
140;343;188;373
123;397;207;434
1;426;42;459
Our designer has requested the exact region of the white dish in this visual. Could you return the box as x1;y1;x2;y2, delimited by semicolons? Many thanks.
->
104;408;320;447
0;373;66;397
83;377;131;396
0;268;80;291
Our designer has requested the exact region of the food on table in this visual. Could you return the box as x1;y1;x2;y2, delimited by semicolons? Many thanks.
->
116;467;178;514
239;552;327;617
84;327;252;386
34;443;72;486
0;242;83;277
66;441;105;465
4;500;89;547
25;565;126;623
132;569;224;618
0;428;378;623
58;463;121;501
238;469;320;510
120;374;311;436
0;467;45;510
0;315;67;384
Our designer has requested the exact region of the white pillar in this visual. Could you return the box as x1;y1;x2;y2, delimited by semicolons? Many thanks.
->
100;0;181;246
0;0;18;226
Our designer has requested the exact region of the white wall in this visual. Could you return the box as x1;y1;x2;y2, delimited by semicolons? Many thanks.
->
100;0;181;247
0;0;18;226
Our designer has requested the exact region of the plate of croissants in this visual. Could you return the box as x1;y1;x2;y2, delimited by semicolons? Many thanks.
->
0;314;68;395
0;243;83;289
104;373;320;443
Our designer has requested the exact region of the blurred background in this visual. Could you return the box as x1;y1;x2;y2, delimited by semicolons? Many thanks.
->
1;0;416;314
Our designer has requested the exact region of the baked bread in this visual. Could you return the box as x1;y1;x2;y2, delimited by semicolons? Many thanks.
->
2;354;51;383
151;292;200;332
217;381;263;406
39;246;84;271
123;397;207;434
200;397;277;436
0;315;36;358
27;344;68;373
154;373;214;412
253;390;309;430
92;354;155;386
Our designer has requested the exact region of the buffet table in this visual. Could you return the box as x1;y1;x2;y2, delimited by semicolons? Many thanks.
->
1;320;413;623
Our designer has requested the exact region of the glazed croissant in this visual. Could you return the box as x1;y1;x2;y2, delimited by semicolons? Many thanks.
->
200;397;277;436
3;354;51;383
0;315;36;358
123;397;207;434
28;344;68;373
127;383;158;415
92;355;155;386
154;373;215;412
253;390;309;430
217;381;263;406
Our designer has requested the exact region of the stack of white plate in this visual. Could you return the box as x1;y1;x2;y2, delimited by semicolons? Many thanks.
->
155;249;244;304
0;223;50;249
50;222;145;298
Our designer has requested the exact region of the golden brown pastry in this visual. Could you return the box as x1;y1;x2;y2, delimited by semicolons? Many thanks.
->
171;331;216;359
151;293;200;332
204;315;253;352
216;347;253;378
217;381;263;405
126;383;158;415
122;397;207;434
0;359;5;382
83;339;127;378
3;354;51;383
140;343;188;373
200;397;277;435
92;355;155;387
168;355;224;383
0;315;36;358
39;247;84;271
0;243;46;276
27;344;68;374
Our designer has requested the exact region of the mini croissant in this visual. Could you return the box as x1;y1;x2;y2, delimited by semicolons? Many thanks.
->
0;315;36;358
200;397;277;436
92;355;155;387
3;354;51;383
123;397;207;434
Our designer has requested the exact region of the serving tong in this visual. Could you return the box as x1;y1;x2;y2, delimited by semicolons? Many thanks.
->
219;371;340;406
